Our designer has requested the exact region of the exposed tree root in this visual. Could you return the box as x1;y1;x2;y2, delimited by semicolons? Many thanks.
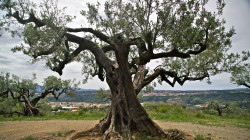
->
67;119;171;140
68;127;182;140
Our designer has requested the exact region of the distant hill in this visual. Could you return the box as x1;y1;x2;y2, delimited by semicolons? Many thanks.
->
46;88;250;109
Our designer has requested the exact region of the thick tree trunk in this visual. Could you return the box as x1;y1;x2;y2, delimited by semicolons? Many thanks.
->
69;42;168;139
216;109;222;116
69;65;167;139
22;95;41;116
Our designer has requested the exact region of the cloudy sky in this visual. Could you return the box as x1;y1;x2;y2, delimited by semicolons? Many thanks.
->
0;0;249;90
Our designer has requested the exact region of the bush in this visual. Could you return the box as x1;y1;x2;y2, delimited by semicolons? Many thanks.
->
195;112;205;118
156;105;169;113
143;102;160;111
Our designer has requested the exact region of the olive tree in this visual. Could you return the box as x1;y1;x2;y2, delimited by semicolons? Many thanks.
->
0;72;79;116
0;0;241;139
206;101;229;116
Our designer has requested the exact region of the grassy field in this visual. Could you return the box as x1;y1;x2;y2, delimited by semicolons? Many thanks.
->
0;102;249;130
0;107;107;121
144;102;250;129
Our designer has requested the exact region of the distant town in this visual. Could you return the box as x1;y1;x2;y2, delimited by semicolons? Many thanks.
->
47;88;250;111
49;102;110;112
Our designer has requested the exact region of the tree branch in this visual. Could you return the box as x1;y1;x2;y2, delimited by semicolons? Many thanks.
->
67;27;111;44
129;37;148;54
102;45;116;53
10;9;113;77
151;43;206;60
11;11;45;27
142;68;208;89
129;24;210;65
242;82;250;88
30;90;52;106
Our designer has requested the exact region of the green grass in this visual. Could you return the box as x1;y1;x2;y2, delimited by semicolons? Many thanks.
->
1;102;249;129
0;107;108;121
194;134;212;140
21;136;35;140
50;129;73;137
143;102;250;128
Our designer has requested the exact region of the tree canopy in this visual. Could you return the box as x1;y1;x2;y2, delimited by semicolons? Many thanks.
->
0;0;239;89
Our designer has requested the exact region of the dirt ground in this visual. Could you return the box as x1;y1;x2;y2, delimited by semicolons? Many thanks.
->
0;120;249;140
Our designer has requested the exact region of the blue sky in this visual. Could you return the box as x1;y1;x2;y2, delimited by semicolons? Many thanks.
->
0;0;249;90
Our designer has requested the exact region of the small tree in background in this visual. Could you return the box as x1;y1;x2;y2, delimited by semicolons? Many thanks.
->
206;101;229;116
0;72;79;116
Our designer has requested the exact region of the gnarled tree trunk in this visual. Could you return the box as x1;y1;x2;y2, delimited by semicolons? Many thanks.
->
69;42;168;140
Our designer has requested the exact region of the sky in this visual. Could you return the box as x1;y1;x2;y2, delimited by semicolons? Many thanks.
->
0;0;249;90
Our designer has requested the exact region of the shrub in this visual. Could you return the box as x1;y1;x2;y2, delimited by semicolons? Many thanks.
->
143;102;160;111
156;105;168;113
21;136;35;140
195;112;205;118
57;131;63;137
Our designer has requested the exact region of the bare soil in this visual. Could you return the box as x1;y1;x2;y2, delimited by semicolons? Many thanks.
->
0;120;249;140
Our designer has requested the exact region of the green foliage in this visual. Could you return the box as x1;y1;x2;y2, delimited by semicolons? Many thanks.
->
0;0;240;90
1;0;75;68
191;97;202;105
0;97;21;116
0;72;37;98
57;131;62;137
36;99;52;116
195;112;205;119
0;72;37;115
225;51;250;88
42;75;79;98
